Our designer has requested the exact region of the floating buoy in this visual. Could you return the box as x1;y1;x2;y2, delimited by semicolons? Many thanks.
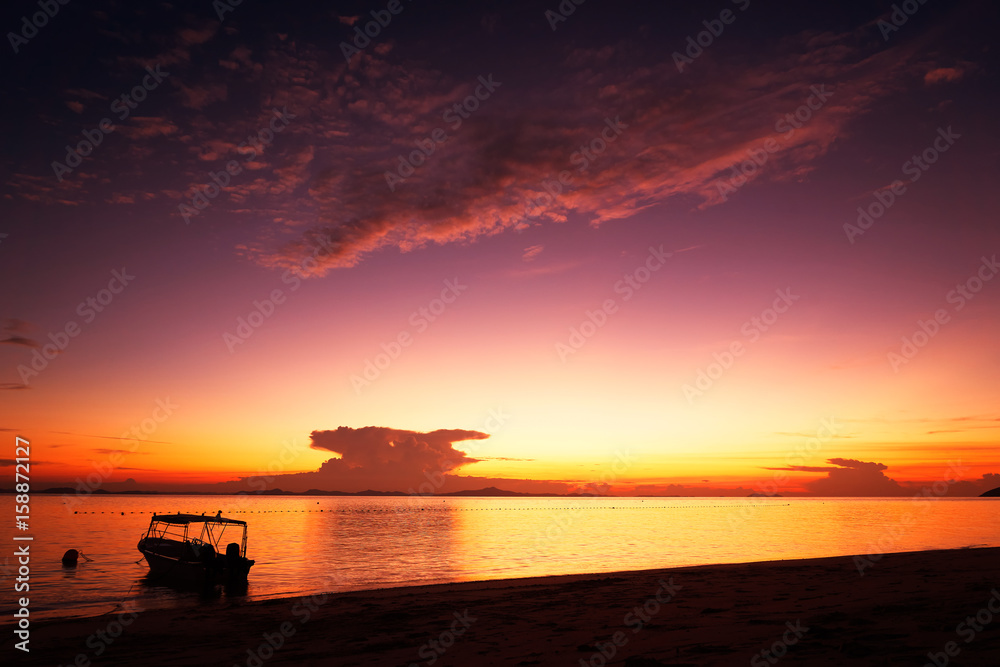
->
62;549;79;566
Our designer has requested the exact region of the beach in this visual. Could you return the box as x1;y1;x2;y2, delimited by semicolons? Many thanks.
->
7;547;1000;666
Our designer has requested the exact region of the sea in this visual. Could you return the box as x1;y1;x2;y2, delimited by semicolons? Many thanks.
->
5;494;999;621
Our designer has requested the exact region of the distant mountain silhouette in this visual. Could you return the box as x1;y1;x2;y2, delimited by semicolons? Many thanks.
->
748;492;783;497
980;486;1000;497
234;488;408;496
16;486;586;497
440;486;560;497
31;487;110;494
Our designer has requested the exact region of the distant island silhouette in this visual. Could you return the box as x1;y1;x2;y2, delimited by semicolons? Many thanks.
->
4;486;612;497
6;484;997;498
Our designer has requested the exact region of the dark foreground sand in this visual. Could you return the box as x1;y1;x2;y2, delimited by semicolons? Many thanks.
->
6;547;1000;666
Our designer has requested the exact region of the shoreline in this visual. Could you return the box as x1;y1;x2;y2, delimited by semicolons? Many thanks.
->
16;543;1000;623
6;546;1000;665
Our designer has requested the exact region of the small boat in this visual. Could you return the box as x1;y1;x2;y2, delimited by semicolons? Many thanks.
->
137;513;255;585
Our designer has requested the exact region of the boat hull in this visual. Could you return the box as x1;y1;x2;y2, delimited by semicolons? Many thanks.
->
138;537;254;585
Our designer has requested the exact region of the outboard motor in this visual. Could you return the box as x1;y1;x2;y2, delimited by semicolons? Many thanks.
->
225;543;245;584
225;543;241;569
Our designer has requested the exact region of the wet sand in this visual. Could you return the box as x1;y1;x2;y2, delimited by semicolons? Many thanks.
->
6;547;1000;666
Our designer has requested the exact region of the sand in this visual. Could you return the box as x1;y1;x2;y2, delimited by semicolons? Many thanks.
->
6;547;1000;666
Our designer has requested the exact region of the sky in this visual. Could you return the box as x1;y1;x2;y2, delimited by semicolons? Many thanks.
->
2;0;999;497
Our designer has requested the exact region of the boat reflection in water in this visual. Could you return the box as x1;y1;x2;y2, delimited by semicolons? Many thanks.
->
137;512;255;588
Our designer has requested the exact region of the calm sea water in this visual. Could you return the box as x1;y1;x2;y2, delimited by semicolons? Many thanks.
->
4;494;999;620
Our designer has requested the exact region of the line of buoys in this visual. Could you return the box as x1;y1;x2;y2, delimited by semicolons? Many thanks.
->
72;503;789;515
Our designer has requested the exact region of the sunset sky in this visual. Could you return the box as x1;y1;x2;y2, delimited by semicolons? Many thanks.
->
2;0;999;496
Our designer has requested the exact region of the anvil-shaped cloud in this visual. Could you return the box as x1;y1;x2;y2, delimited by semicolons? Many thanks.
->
767;458;905;496
216;426;572;494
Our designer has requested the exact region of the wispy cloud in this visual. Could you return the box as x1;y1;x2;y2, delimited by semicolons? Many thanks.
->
521;244;544;262
924;66;965;85
0;319;38;348
6;18;942;275
50;431;174;445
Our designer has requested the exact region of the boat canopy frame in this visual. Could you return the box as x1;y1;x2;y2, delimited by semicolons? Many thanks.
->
143;514;248;558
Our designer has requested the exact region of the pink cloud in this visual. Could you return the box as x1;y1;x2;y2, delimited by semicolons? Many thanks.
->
236;31;920;274
924;67;964;85
177;82;228;109
522;245;544;262
118;116;179;139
